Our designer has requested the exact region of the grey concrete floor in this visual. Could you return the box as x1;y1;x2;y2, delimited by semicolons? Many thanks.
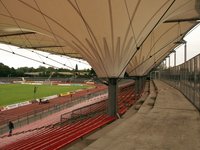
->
83;80;200;150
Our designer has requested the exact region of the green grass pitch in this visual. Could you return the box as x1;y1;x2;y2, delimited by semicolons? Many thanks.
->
0;84;90;106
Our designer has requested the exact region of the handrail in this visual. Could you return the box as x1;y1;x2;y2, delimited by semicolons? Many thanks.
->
0;89;108;135
60;100;107;123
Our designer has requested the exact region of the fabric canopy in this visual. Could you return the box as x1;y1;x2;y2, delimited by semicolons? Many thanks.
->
0;0;199;77
127;22;197;76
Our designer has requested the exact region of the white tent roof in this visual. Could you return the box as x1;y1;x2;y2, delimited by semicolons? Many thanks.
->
0;0;199;77
127;22;197;76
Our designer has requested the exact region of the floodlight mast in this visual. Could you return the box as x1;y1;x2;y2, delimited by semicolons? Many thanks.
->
174;51;176;66
175;39;187;62
171;50;176;67
184;40;187;62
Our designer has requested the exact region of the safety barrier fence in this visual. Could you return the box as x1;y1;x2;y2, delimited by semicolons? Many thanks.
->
0;80;144;135
60;100;107;123
0;77;91;83
0;89;107;135
160;54;200;111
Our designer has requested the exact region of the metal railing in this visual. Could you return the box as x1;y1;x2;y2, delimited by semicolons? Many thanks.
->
0;89;108;135
160;54;200;111
60;100;107;123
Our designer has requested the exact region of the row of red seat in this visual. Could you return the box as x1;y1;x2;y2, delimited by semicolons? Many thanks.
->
72;104;106;119
1;114;115;150
118;84;136;115
71;100;106;119
1;83;140;149
60;98;107;122
0;84;107;125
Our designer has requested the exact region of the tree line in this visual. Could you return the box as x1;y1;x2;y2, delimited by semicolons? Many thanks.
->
0;63;96;77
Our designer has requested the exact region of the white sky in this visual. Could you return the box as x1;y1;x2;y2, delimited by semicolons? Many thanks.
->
166;24;200;67
0;44;91;70
0;24;200;70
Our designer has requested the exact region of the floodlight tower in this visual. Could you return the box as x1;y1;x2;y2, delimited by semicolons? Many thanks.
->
175;39;187;62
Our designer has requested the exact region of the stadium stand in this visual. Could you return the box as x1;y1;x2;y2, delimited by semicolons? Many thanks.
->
0;81;145;149
1;114;115;150
0;84;107;133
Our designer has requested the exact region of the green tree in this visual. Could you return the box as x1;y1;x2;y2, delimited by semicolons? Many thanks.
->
75;64;78;71
88;68;96;77
0;63;11;77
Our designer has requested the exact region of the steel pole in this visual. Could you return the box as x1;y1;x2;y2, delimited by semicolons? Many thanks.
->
174;51;176;66
184;42;187;62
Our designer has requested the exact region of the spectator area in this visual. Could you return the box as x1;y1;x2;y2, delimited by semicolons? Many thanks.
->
84;80;200;150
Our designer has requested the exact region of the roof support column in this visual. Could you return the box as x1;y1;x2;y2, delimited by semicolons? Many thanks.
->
107;78;118;117
184;41;187;62
164;59;166;69
174;51;176;66
135;76;146;99
135;77;140;97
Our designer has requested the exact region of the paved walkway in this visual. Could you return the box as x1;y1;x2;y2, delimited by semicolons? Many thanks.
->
84;80;200;150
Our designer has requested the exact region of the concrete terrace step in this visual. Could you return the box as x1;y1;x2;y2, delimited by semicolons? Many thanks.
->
84;80;200;150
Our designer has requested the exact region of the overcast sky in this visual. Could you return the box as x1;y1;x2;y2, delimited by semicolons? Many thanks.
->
0;24;200;70
167;23;200;67
0;44;91;70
